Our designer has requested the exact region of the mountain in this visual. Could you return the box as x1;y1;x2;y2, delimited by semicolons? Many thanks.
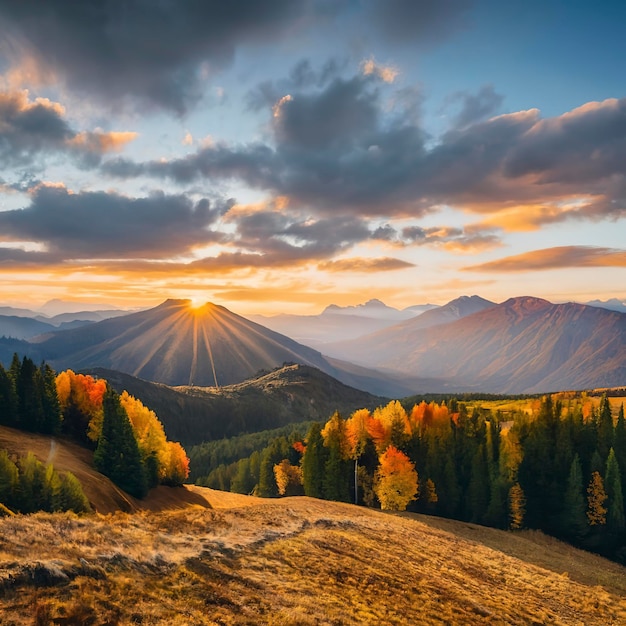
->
86;364;384;446
321;298;436;321
23;299;423;397
323;294;496;361
37;298;123;316
249;299;439;347
584;297;626;314
1;491;623;625
0;315;57;340
326;296;626;394
32;299;331;387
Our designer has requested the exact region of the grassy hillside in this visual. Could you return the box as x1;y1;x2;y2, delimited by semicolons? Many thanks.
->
0;426;211;514
0;490;624;624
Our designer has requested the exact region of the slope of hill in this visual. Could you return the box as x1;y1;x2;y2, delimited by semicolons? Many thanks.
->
0;492;624;624
326;297;626;394
0;425;211;514
88;364;384;446
0;315;56;340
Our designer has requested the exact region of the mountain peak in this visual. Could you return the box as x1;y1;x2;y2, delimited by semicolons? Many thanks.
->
501;296;553;313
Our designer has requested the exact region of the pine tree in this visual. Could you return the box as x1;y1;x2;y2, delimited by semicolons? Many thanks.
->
605;448;625;532
231;457;254;494
597;394;614;461
561;454;588;541
94;387;147;498
0;364;18;426
301;423;327;498
0;450;18;510
59;472;91;513
39;364;62;434
467;444;491;524
614;404;626;501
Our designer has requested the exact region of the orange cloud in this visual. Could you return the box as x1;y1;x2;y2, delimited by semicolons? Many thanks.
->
318;257;414;272
464;246;626;272
67;131;138;153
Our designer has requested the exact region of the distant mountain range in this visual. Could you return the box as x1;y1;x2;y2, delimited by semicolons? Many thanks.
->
249;298;439;346
324;296;626;393
1;295;625;396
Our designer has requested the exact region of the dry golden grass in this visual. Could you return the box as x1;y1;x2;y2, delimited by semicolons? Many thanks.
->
0;489;625;625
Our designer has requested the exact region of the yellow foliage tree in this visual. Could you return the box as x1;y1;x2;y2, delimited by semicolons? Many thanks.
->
586;471;608;526
374;445;418;511
273;459;303;496
164;441;190;486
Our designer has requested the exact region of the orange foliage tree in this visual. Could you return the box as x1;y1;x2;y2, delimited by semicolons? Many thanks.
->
55;370;106;442
273;459;303;496
374;445;418;511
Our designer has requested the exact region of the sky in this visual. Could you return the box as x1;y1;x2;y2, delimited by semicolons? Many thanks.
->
0;0;625;315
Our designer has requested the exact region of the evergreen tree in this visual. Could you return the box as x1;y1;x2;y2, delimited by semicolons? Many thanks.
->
256;437;290;497
596;394;614;461
614;404;626;501
17;452;46;513
301;423;327;498
94;387;147;498
467;444;490;524
605;448;625;533
561;454;588;541
0;450;18;510
0;363;18;426
231;457;255;494
59;472;91;513
15;357;44;430
39;363;62;434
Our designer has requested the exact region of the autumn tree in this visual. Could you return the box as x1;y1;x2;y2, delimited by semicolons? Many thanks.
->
163;441;190;486
273;459;303;496
508;482;526;530
374;446;418;512
586;471;607;526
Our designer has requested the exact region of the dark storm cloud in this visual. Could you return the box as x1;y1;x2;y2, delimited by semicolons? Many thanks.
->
0;0;314;115
0;90;137;169
0;185;229;259
370;0;473;44
503;99;626;184
229;209;373;265
101;63;626;225
246;57;347;112
464;246;626;272
446;84;504;128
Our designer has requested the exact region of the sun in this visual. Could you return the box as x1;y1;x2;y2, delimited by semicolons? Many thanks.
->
188;297;205;310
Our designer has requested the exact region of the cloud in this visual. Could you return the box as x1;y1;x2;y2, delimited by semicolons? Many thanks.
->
318;257;414;272
0;184;230;260
0;90;136;169
445;84;504;128
369;0;473;45
0;1;316;115
464;246;626;272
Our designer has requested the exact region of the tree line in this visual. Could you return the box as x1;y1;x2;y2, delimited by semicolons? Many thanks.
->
202;394;626;562
0;450;90;515
0;355;189;503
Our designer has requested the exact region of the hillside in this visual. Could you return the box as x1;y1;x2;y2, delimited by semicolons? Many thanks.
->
324;296;626;393
88;364;385;446
0;425;211;514
0;491;624;624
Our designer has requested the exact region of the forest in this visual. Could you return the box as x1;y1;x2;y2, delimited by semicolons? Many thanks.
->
197;394;626;562
0;355;189;510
